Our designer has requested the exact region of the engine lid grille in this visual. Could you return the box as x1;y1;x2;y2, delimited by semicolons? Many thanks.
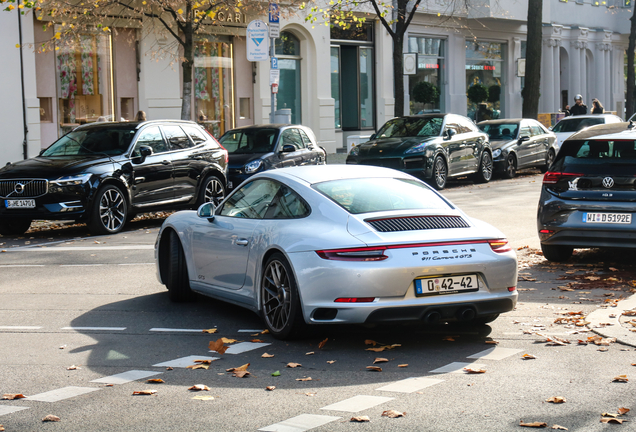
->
365;215;470;232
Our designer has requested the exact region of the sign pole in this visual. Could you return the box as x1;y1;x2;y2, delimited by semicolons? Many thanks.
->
269;1;280;123
270;39;276;123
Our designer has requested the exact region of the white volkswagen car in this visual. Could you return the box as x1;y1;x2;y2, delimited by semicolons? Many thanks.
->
155;165;518;339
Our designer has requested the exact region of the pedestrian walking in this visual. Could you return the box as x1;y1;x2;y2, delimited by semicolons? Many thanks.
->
564;94;588;116
591;98;604;114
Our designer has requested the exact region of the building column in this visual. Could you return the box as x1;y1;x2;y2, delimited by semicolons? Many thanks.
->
595;44;606;105
553;41;560;111
542;39;555;113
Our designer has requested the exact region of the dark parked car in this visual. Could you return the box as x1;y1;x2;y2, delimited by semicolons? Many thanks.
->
478;118;557;178
218;124;326;190
0;120;228;236
537;122;636;261
345;114;492;190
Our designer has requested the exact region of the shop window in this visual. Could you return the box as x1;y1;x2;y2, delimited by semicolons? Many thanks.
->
194;36;234;137
39;97;52;123
120;98;134;121
239;98;251;120
408;37;444;115
331;22;375;131
465;41;505;121
275;32;301;125
56;33;114;135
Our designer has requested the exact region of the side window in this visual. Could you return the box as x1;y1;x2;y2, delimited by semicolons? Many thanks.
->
265;184;311;219
219;179;280;219
219;132;244;153
530;125;544;136
280;129;305;150
132;126;168;156
298;129;314;147
162;125;194;150
519;127;531;139
457;118;475;134
181;124;211;146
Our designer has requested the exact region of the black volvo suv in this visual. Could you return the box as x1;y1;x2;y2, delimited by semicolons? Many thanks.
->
0;120;228;235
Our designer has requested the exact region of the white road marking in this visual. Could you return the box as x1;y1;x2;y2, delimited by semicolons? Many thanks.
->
429;362;487;374
118;263;154;266
91;370;163;385
6;245;154;252
320;395;394;413
61;327;126;331
258;414;341;432
27;386;100;402
0;326;42;330
467;347;522;361
149;328;204;333
376;377;445;393
0;406;29;416
223;342;271;355
0;265;45;267
153;355;219;368
238;329;265;333
60;264;104;267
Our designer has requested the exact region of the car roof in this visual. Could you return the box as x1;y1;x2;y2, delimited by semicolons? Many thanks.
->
567;122;635;141
259;165;414;186
477;118;524;125
74;119;199;131
557;114;622;121
225;124;302;132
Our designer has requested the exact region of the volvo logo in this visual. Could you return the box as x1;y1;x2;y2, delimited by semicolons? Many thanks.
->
14;183;25;194
602;177;614;189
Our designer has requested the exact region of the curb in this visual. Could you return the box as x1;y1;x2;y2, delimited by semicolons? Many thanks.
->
586;293;636;347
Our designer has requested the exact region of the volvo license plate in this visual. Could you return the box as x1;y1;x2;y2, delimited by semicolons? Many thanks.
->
583;213;631;224
415;274;478;296
5;199;36;209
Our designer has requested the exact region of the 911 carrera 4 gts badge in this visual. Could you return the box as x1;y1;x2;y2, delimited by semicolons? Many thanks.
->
416;248;476;261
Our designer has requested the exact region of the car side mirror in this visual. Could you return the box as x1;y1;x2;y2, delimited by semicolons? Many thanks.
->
369;133;376;141
197;202;215;221
444;129;455;140
280;144;295;153
139;146;152;157
518;136;530;143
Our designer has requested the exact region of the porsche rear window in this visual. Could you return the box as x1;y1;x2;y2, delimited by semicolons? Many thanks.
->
314;178;452;214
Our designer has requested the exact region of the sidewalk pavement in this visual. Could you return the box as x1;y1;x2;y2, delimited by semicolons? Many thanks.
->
587;293;636;347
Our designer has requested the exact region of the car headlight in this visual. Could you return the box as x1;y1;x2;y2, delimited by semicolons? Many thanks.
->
405;143;427;154
349;145;360;157
51;173;92;186
492;149;502;158
244;159;263;174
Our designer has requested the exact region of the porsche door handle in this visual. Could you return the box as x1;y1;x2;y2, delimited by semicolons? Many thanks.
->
236;239;249;246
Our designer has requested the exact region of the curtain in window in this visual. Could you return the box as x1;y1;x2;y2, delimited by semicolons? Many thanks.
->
57;48;77;123
80;35;95;95
194;43;210;101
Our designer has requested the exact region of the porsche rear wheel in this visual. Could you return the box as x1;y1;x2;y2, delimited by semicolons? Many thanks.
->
165;230;195;302
261;253;304;339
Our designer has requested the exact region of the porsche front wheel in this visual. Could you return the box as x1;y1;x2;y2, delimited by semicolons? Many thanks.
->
261;253;304;339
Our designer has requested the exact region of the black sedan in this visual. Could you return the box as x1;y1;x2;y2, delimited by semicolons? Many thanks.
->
0;120;228;236
478;119;557;178
345;114;492;190
218;124;326;190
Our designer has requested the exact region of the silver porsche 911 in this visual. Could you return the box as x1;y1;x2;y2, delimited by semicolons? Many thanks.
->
155;165;518;339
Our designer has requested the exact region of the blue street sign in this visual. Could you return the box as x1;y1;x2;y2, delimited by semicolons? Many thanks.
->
271;57;278;70
269;2;279;23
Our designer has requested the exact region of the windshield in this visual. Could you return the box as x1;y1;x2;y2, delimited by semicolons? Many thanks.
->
219;129;279;154
42;128;136;157
314;177;452;214
478;123;519;140
375;117;444;139
552;117;604;133
553;139;636;172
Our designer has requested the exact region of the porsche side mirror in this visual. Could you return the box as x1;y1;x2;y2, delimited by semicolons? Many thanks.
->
197;202;215;221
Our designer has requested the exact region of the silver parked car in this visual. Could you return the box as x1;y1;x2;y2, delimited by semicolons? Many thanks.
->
155;165;518;339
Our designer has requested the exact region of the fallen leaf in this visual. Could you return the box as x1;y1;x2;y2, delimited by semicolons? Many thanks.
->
366;366;382;372
598;348;609;352
271;371;280;377
202;328;218;333
463;367;486;374
364;339;378;346
305;352;315;356
186;364;209;370
226;363;250;372
327;360;336;364
609;267;619;271
318;338;328;349
546;396;566;403
382;410;405;418
0;424;4;431
485;340;499;345
147;379;164;383
208;338;228;355
188;384;209;391
191;395;214;400
600;418;626;424
2;394;26;400
618;408;630;415
261;330;270;334
42;415;60;422
266;386;276;391
296;377;312;381
103;384;114;387
520;421;548;427
286;362;302;368
67;365;81;370
612;375;628;382
350;416;370;422
442;336;455;342
232;370;250;378
522;354;536;360
194;359;214;365
373;358;389;364
221;338;238;344
262;353;275;358
132;390;157;395
305;392;317;397
166;367;173;371
251;339;264;343
398;364;408;368
551;425;568;430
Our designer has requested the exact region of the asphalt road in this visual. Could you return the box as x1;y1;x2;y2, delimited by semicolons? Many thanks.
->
1;171;635;431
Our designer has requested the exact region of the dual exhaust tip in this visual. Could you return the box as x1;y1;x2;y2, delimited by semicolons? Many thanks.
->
423;307;475;324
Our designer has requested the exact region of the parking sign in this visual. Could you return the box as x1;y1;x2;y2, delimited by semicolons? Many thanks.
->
246;20;269;62
268;2;280;39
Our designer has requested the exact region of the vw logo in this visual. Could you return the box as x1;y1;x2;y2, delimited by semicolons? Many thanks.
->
602;177;614;189
14;183;24;194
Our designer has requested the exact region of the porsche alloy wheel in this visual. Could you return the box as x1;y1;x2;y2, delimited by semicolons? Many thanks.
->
261;253;304;339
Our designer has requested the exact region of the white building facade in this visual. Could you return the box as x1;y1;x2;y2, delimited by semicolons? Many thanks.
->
0;0;632;166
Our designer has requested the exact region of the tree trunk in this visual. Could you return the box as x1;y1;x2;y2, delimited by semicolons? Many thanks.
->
181;17;194;120
626;6;636;120
393;34;405;118
521;0;542;119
